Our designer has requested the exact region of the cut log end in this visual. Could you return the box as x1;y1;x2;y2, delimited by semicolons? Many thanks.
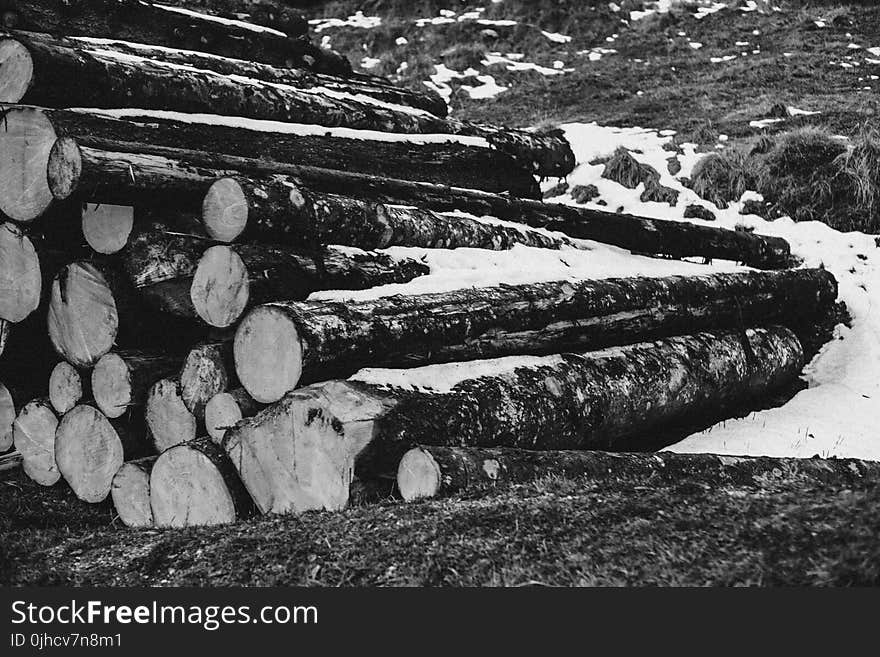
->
234;305;303;403
55;405;123;503
46;136;83;201
0;222;41;323
82;203;135;254
92;352;133;419
180;343;231;417
13;399;59;486
190;245;250;328
0;38;33;104
145;379;197;452
205;391;243;443
202;177;249;243
397;447;442;502
0;382;15;452
0;107;57;222
111;457;156;528
48;361;83;415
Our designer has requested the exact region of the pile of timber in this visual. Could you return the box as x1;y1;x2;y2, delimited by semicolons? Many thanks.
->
0;0;840;528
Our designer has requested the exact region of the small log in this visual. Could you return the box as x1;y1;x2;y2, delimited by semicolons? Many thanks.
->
145;378;197;452
55;404;152;503
0;380;14;451
0;104;55;222
224;327;805;514
48;361;85;414
234;268;837;403
81;203;134;254
110;456;157;528
150;436;255;527
0;222;41;322
92;351;181;419
12;397;58;485
205;388;263;443
180;341;235;418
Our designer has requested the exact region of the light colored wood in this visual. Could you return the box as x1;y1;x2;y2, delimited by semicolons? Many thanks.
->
179;342;234;418
48;361;83;414
189;245;249;328
92;351;180;419
0;38;32;104
13;398;59;486
82;203;134;254
0;222;42;323
0;381;15;452
145;378;196;452
54;404;124;503
205;388;262;443
201;177;249;243
111;456;156;527
0;106;56;222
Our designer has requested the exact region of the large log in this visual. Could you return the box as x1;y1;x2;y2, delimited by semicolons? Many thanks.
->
395;446;880;502
150;436;254;527
223;327;805;514
0;380;14;451
202;175;579;249
135;0;308;37
92;351;181;419
205;388;263;443
145;378;197;452
2;32;573;176
110;456;157;528
0;222;41;321
12;397;57;484
47;360;85;415
0;1;347;73
234;268;837;403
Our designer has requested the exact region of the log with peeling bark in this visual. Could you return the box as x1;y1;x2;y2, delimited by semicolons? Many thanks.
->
55;403;153;503
12;398;58;485
180;341;236;418
2;32;573;176
110;456;157;528
140;0;307;37
92;351;181;419
145;378;197;453
223;327;805;514
0;1;347;73
0;381;14;451
234;268;836;403
394;446;880;502
150;436;255;527
202;175;579;250
0;222;41;322
48;361;86;415
205;388;263;443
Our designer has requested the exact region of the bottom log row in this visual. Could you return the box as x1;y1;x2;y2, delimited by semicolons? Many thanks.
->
9;324;879;528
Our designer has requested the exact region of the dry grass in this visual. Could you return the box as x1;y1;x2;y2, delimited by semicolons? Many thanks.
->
689;149;755;209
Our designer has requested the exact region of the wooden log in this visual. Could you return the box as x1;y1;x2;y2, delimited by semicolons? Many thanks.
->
0;449;22;472
81;203;134;254
92;351;180;419
140;0;307;37
55;403;152;503
0;1;346;73
110;456;157;527
223;327;805;513
202;175;579;250
0;380;14;451
0;222;41;322
395;446;880;502
205;388;263;443
0;319;8;357
12;397;58;485
234;268;836;403
180;341;235;418
150;436;255;527
0;105;56;222
47;361;85;415
3;31;572;176
145;378;197;453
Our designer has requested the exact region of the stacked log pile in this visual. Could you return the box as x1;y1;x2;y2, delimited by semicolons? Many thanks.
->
0;1;845;527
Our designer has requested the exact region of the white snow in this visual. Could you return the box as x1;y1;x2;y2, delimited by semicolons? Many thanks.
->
541;30;572;44
310;11;381;33
484;53;572;76
426;64;507;101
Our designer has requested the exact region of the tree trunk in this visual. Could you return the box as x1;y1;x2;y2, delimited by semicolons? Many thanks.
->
0;105;56;222
223;327;805;514
233;268;836;403
180;341;236;418
202;175;579;250
145;378;197;452
150;436;255;527
394;446;880;502
92;350;181;419
55;403;153;503
110;456;157;528
0;222;42;322
4;32;572;176
0;381;14;451
48;360;86;415
135;0;308;37
205;388;263;443
1;1;347;73
0;449;22;472
12;397;57;485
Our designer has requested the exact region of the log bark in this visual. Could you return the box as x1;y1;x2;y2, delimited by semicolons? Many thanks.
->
205;388;263;443
0;380;14;451
234;268;836;403
0;449;22;472
150;436;255;527
0;222;41;322
0;1;346;73
395;446;880;502
145;378;197;452
138;0;307;37
110;456;157;528
223;327;805;513
0;105;56;222
202;175;579;250
12;397;57;484
48;361;85;415
92;351;181;419
4;32;572;176
55;403;153;503
180;341;236;418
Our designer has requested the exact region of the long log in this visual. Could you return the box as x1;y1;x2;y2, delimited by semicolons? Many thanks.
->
205;388;263;443
55;403;153;503
233;268;837;403
180;341;236;418
0;380;14;451
223;327;805;513
150;436;254;527
47;361;85;415
395;446;880;502
2;32;573;176
12;397;57;484
92;351;181;419
135;0;308;37
145;378;197;453
0;222;41;321
0;1;347;73
110;456;157;528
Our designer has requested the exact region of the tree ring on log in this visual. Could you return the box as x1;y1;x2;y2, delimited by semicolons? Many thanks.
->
234;305;303;403
13;399;59;486
92;352;133;419
46;136;83;201
55;404;123;503
0;222;41;322
0;38;32;103
397;447;442;502
190;245;250;327
111;458;155;528
145;379;196;452
82;203;135;254
0;107;56;222
48;361;83;415
202;177;249;243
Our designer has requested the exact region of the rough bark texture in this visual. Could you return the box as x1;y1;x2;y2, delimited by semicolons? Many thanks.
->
140;0;308;37
224;327;804;514
233;268;836;402
110;455;157;527
4;32;572;176
150;436;255;527
395;446;880;502
12;397;58;485
145;378;197;452
92;350;181;419
0;222;41;322
0;1;348;73
180;341;235;418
